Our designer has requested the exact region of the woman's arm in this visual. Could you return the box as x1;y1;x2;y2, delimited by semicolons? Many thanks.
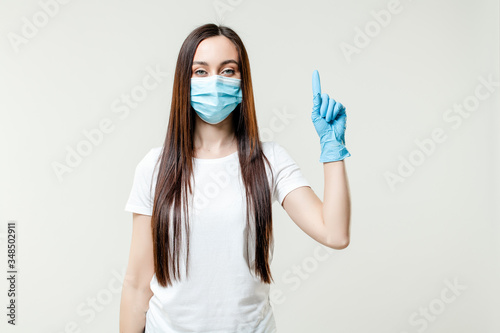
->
119;213;155;333
281;160;350;250
282;69;352;249
322;160;350;247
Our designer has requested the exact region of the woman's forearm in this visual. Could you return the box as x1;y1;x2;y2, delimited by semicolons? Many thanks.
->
119;284;152;333
322;160;351;248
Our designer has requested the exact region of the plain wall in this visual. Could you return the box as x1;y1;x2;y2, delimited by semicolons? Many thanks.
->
0;0;498;332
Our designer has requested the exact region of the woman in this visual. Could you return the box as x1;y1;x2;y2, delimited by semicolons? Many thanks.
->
119;23;351;333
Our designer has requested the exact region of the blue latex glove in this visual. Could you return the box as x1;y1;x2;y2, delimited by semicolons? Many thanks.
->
311;70;351;162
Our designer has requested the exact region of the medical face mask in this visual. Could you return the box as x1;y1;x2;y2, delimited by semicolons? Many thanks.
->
190;75;243;124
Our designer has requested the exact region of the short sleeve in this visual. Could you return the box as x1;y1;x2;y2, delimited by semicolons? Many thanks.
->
271;142;311;206
124;149;159;216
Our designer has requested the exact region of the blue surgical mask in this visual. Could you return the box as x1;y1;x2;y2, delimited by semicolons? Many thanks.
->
190;75;243;124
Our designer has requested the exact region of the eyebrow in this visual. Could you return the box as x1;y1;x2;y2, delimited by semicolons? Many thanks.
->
192;59;238;66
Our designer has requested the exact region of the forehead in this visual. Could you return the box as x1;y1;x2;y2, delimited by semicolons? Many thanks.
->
193;36;239;63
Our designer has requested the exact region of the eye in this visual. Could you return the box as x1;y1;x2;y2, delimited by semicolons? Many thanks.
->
193;69;208;76
221;68;235;75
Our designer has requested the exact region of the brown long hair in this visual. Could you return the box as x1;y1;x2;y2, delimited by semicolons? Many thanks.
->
150;23;275;287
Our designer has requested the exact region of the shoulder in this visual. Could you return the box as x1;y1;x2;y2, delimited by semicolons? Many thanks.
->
260;141;295;166
260;141;277;161
136;145;163;175
261;140;292;158
262;140;289;154
261;140;275;155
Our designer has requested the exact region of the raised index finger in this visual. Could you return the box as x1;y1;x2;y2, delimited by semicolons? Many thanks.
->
312;70;321;96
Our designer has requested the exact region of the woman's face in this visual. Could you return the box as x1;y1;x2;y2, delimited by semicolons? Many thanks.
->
191;36;241;79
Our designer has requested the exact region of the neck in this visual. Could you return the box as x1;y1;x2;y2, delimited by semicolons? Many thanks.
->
193;114;236;153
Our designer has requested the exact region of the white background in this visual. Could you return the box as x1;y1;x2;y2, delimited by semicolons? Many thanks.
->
0;0;499;332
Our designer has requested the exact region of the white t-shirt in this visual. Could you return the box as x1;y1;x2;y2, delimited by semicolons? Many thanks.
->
124;140;311;333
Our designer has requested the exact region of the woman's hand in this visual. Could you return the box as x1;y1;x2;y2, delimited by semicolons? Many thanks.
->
311;70;351;162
